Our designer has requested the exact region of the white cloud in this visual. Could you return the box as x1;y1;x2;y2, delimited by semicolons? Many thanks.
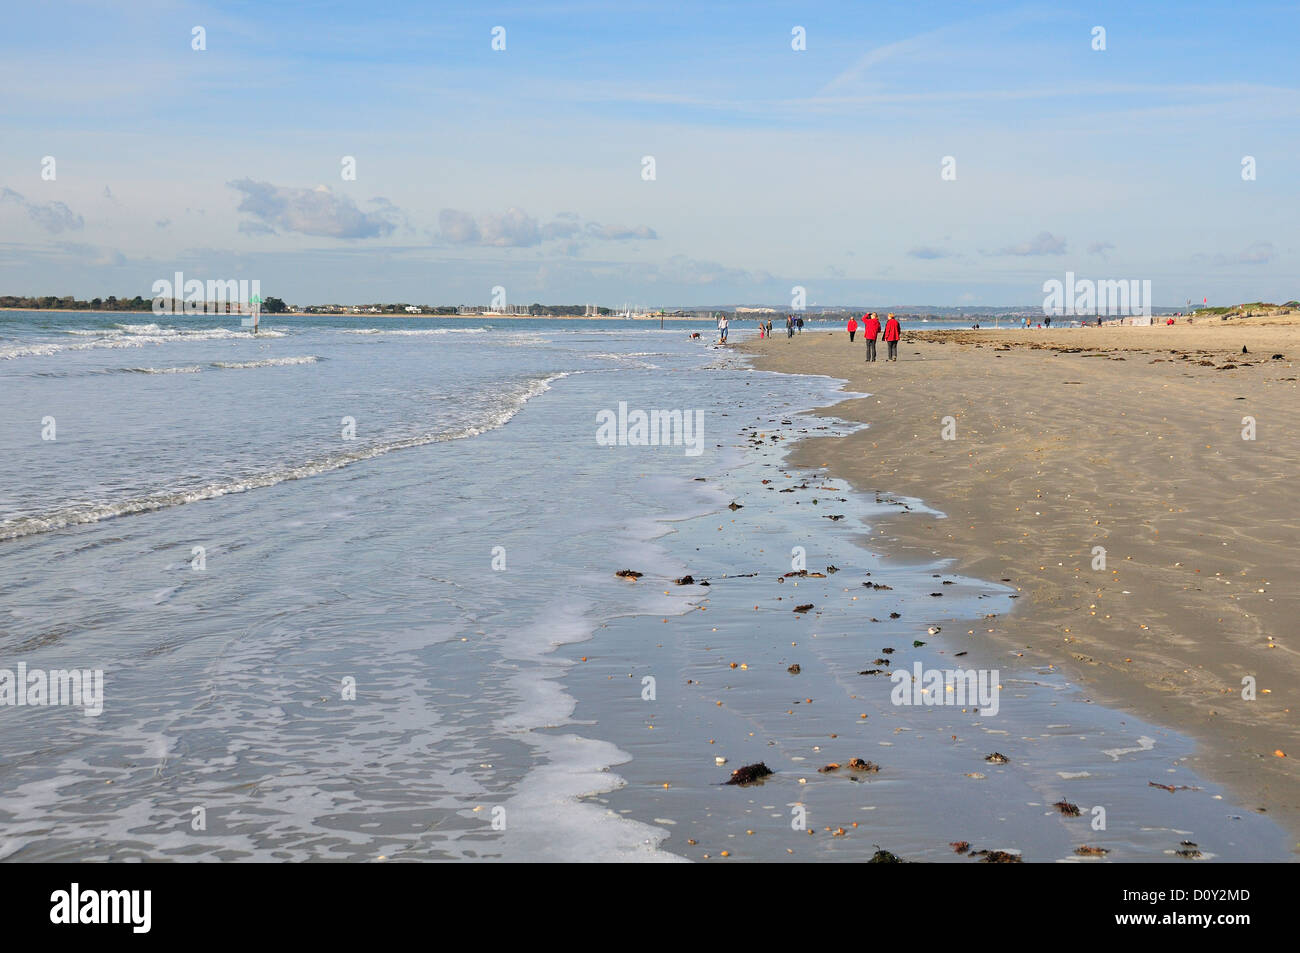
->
228;179;399;239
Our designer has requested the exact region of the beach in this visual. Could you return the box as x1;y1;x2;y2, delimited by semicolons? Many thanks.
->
742;320;1300;844
6;311;1294;862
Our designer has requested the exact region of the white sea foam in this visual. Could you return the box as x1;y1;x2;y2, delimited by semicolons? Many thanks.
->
114;323;173;334
500;334;550;347
0;371;573;541
210;356;319;369
340;327;488;336
113;323;285;339
4;325;284;360
0;342;64;360
586;351;665;369
587;351;666;360
124;365;203;374
556;327;689;334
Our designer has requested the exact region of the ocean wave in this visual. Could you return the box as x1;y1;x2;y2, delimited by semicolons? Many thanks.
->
114;323;172;334
586;351;663;369
339;327;489;336
112;323;286;339
557;327;691;334
210;356;319;369
0;371;574;542
0;342;64;360
588;351;667;359
500;334;551;347
3;326;284;360
123;365;204;374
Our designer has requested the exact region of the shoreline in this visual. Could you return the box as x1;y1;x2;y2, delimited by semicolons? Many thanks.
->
0;307;718;322
739;324;1300;847
560;346;1290;861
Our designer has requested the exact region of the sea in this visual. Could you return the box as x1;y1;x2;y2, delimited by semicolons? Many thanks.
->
0;311;1288;861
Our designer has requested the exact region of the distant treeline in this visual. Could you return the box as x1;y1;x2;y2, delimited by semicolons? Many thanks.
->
2;294;152;311
1;295;289;313
10;296;1293;318
300;303;614;315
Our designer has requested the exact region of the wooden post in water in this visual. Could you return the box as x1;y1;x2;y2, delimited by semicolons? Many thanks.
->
241;296;261;335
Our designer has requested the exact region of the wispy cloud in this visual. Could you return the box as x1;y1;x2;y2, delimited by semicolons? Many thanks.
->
642;254;760;287
584;222;657;241
1197;241;1276;266
1233;241;1275;264
1;187;84;234
54;241;125;267
993;232;1067;256
817;6;1051;99
819;24;957;96
908;246;958;260
436;208;657;247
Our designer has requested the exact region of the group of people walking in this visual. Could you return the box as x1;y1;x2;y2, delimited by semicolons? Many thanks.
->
722;313;807;342
846;312;901;361
715;312;901;353
755;314;805;339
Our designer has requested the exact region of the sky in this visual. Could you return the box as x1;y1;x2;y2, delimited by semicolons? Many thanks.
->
1;0;1297;308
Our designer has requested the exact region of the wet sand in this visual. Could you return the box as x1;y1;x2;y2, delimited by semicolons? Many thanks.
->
741;321;1300;847
559;356;1289;861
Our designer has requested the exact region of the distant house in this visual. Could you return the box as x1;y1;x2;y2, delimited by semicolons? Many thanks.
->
404;306;421;314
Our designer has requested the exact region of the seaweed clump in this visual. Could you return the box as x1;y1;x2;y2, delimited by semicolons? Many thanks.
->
726;762;773;786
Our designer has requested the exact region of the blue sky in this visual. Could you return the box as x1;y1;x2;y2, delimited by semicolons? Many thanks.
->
1;0;1297;307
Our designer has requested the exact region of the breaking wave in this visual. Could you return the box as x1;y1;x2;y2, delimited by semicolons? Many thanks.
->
0;372;574;542
586;351;663;369
210;356;319;369
3;324;284;360
339;327;489;336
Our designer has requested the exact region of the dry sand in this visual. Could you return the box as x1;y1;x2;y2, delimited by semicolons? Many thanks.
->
743;318;1300;844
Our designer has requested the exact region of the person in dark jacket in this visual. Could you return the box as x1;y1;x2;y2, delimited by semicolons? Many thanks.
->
883;313;901;361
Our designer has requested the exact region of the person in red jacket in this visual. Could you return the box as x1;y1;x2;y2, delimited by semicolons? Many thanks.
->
883;313;901;361
861;312;881;362
846;316;858;342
